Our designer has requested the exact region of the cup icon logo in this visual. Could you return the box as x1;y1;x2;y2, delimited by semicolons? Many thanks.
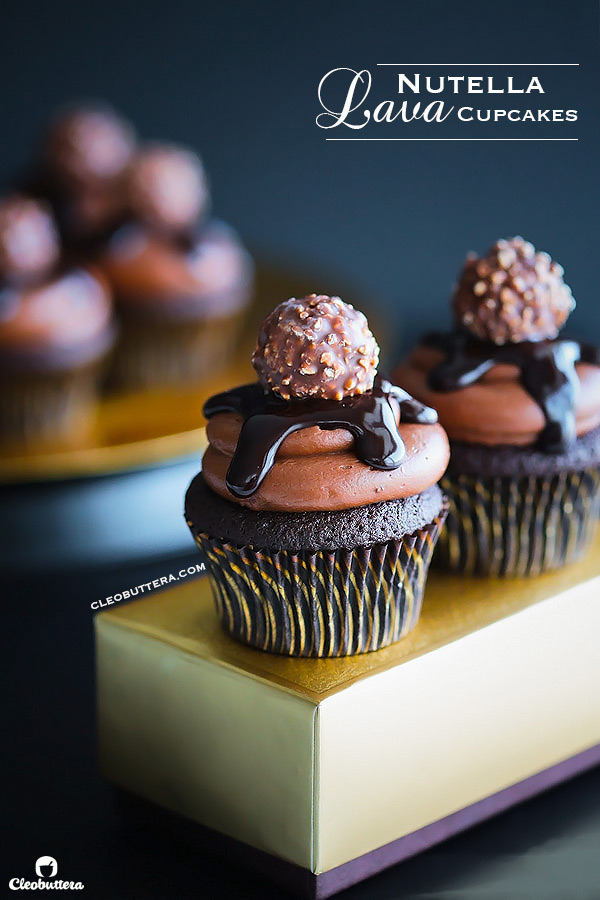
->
35;857;57;878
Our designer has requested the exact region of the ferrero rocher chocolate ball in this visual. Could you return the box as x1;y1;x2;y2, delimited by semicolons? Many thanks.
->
452;236;575;345
127;145;209;235
252;294;380;401
43;105;136;189
0;196;60;284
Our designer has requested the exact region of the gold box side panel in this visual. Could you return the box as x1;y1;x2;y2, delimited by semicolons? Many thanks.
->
97;532;600;700
96;618;317;869
315;577;600;872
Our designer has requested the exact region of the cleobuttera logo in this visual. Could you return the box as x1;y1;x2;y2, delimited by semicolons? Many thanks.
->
35;858;57;879
9;856;84;891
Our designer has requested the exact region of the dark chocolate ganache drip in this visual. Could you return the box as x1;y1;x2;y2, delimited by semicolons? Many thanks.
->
203;376;438;498
424;331;600;453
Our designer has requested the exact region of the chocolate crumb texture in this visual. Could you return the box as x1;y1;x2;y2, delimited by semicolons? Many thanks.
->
252;294;380;400
452;236;575;345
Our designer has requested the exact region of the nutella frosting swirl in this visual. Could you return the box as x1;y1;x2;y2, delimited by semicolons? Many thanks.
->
202;377;449;512
100;220;252;321
394;344;600;451
201;294;450;512
0;267;115;373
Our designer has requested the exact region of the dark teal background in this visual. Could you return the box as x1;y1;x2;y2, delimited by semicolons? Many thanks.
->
0;0;598;363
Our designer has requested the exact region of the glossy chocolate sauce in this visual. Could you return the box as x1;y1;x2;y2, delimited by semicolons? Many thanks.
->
203;377;438;498
424;331;600;453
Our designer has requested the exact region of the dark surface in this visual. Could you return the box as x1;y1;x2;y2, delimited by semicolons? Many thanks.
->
115;747;600;900
0;455;203;572
185;475;444;551
3;558;600;898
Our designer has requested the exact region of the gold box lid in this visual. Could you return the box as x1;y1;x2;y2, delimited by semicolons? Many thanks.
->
97;532;600;702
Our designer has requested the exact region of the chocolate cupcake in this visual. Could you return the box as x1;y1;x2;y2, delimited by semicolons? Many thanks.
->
99;145;252;390
0;196;115;447
34;103;136;250
394;237;600;577
185;294;449;657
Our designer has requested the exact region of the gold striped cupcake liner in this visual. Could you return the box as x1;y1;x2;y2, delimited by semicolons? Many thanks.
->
195;509;446;658
108;312;244;391
436;468;600;577
0;364;101;446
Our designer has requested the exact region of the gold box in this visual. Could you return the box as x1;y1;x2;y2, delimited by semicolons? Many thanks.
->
96;538;600;897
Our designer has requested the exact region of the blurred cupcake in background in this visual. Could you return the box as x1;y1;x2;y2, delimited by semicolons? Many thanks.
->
32;103;137;251
98;144;253;391
394;237;600;577
0;196;115;447
21;102;253;394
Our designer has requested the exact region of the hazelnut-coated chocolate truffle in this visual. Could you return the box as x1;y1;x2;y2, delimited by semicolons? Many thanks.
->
127;144;209;235
42;104;136;189
0;196;60;284
252;294;380;401
452;236;575;345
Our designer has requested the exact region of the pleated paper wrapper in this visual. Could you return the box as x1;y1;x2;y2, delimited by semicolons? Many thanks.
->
436;468;600;577
108;312;244;391
195;508;447;658
0;364;101;445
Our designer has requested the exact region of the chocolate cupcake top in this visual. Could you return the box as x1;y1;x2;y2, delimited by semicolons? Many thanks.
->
126;144;209;238
201;294;449;512
97;141;251;319
0;197;60;286
394;238;600;454
26;103;250;314
41;104;136;191
100;220;252;321
0;267;115;373
28;104;137;247
0;190;114;373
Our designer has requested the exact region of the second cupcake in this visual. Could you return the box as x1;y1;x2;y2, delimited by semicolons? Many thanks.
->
99;145;253;390
185;294;449;657
394;237;600;577
0;196;115;447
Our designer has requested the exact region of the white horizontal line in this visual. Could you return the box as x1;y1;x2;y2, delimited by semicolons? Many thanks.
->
325;138;579;142
377;63;580;66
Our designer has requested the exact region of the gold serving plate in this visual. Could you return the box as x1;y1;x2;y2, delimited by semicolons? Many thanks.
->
0;366;242;483
0;264;376;484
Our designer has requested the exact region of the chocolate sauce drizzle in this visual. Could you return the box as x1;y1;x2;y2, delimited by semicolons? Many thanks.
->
203;376;438;498
424;331;600;453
